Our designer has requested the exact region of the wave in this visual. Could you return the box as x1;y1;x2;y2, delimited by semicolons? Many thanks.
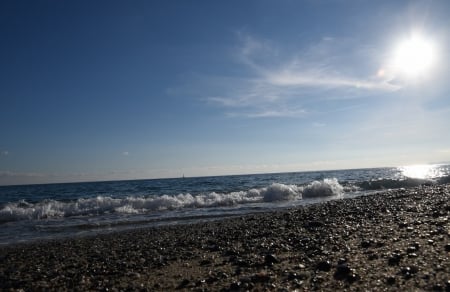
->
358;177;437;190
303;178;344;198
0;179;344;223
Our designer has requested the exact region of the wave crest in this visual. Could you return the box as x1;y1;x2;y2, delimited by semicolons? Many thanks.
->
303;178;344;198
261;183;302;202
0;179;345;223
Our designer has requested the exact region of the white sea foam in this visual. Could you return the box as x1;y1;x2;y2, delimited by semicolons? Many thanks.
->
261;183;302;202
302;178;344;198
0;179;345;222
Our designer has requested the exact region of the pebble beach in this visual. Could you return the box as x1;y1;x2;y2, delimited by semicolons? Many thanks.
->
1;184;449;291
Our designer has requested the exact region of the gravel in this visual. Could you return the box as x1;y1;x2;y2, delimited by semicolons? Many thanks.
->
1;184;449;291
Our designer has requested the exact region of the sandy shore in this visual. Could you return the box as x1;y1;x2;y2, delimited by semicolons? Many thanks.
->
1;185;449;291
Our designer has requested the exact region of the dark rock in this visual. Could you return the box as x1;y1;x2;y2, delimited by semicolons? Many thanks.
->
334;264;351;280
388;253;402;266
316;260;331;272
399;222;408;228
401;266;418;278
229;281;241;291
206;276;218;284
444;243;450;252
264;254;279;266
178;278;190;289
406;246;417;254
361;240;371;248
287;272;298;280
200;259;212;266
251;272;271;283
304;221;324;229
368;253;379;260
234;267;242;276
386;275;396;285
347;270;360;283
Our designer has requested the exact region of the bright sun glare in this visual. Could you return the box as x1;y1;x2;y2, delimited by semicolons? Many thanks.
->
391;34;436;78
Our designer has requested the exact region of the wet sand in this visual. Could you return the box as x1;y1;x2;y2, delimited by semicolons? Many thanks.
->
1;185;449;291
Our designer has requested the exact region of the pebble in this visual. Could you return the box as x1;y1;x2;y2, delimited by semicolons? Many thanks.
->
334;264;351;280
264;254;279;265
316;260;332;272
386;275;396;285
444;243;450;252
1;184;449;291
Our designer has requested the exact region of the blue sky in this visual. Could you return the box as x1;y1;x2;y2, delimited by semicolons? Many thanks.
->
1;0;450;185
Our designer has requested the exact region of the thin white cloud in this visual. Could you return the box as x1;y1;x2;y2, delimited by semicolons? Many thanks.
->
122;151;129;156
313;122;326;127
0;150;8;156
206;33;401;118
228;108;307;119
266;70;400;91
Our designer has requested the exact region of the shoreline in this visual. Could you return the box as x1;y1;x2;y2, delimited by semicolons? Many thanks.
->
1;185;449;291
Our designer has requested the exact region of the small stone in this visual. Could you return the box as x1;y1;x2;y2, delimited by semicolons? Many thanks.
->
200;259;212;266
288;272;299;280
432;284;443;291
444;243;450;252
368;253;379;260
229;281;241;290
347;270;360;283
386;276;396;285
334;264;351;280
178;279;190;289
265;254;279;265
361;240;371;248
399;222;408;228
388;253;402;266
251;272;271;283
406;246;417;254
316;260;332;272
401;266;417;279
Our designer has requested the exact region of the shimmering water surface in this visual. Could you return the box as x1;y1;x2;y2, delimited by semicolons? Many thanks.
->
1;164;449;245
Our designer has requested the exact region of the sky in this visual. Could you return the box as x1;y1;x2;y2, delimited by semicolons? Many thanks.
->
1;0;450;185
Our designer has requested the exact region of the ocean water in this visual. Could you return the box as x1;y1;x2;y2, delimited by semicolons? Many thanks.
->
0;164;449;245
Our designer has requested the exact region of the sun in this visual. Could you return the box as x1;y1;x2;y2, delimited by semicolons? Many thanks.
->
391;34;436;78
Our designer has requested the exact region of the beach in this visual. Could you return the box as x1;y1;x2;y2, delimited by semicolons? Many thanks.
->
1;184;449;291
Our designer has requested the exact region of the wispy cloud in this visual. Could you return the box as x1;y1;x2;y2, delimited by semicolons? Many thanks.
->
0;171;43;178
313;122;326;128
266;70;399;91
122;151;130;156
0;150;9;156
227;108;307;118
205;33;401;118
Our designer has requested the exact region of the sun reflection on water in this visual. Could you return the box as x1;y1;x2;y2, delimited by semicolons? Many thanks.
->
399;164;445;179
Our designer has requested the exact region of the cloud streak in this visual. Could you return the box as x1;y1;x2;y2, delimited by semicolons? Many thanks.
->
205;33;401;118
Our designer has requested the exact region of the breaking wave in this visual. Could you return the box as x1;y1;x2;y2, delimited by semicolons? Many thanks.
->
303;178;344;198
0;179;344;223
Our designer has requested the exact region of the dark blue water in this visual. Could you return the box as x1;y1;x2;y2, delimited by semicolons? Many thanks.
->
0;164;449;245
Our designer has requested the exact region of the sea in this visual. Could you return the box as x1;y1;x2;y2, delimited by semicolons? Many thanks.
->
1;164;449;245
